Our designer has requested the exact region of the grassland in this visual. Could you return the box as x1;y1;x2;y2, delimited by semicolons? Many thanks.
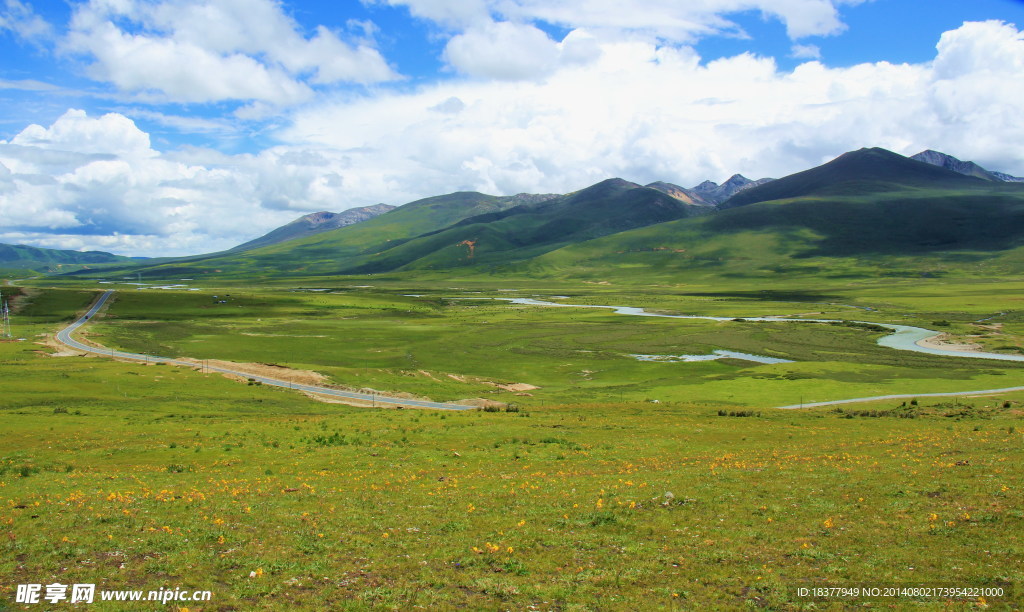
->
42;277;1024;410
2;279;1023;609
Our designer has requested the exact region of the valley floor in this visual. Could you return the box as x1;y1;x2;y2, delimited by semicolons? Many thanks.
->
1;277;1022;609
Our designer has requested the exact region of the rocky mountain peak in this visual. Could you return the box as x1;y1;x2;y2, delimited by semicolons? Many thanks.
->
689;174;774;205
909;149;1024;182
295;211;336;227
722;174;752;187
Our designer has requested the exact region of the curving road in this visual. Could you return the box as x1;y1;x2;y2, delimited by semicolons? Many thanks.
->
55;290;473;411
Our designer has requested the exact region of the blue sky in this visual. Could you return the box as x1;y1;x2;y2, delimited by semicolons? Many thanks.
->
698;0;1024;69
2;0;1024;256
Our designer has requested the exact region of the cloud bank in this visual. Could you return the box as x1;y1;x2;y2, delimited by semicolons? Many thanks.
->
2;18;1023;257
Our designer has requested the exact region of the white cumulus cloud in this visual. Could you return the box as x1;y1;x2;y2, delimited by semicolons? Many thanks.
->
0;0;52;42
443;21;562;80
61;0;398;105
0;110;380;256
10;109;153;158
3;20;1024;257
282;19;1024;196
373;0;859;80
442;22;605;81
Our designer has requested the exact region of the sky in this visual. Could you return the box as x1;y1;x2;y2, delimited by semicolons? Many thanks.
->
1;0;1024;257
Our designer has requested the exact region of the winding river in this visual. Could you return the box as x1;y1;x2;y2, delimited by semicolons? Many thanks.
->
476;297;1024;363
472;296;1024;409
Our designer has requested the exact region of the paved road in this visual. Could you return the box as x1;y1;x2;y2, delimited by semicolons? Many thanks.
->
55;290;473;411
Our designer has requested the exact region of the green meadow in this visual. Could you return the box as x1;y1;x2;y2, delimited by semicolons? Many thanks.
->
1;278;1023;609
45;277;1024;409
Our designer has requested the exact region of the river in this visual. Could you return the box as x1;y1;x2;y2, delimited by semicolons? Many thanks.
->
476;297;1024;363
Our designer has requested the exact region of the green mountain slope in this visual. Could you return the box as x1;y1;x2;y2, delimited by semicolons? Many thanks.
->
226;204;396;253
337;178;709;273
123;191;553;278
721;147;990;209
529;151;1024;281
0;243;135;274
109;180;704;279
55;147;1024;283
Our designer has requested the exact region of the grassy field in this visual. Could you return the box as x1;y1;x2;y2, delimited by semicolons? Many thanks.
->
2;280;1023;609
46;278;1024;410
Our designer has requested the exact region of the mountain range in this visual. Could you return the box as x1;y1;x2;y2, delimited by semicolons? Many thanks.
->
11;147;1024;282
232;176;770;253
229;148;1016;257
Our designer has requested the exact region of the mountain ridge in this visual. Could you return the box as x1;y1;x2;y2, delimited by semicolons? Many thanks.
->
327;177;709;274
0;243;135;273
56;146;1024;280
911;149;1024;183
719;147;990;209
228;203;397;252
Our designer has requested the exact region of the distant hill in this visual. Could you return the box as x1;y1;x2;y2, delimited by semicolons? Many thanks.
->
720;147;988;209
0;243;134;273
532;148;1024;280
228;204;396;252
55;146;1024;282
339;178;709;273
117;190;560;278
911;150;1024;182
97;180;706;278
